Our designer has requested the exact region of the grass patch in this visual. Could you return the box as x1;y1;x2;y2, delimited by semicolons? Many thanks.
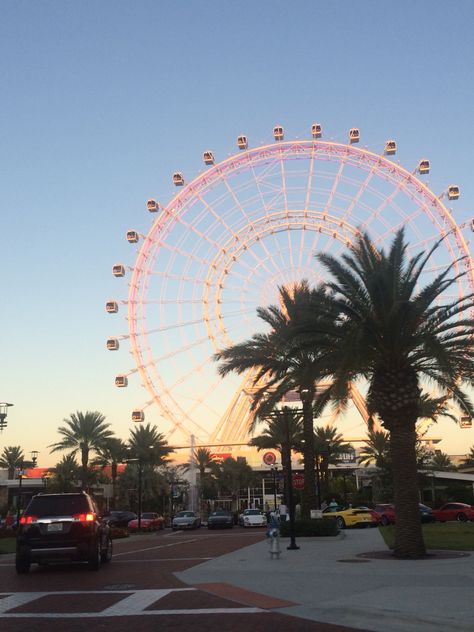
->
0;538;16;555
379;522;474;551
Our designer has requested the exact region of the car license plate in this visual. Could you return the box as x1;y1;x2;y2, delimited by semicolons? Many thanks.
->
47;523;63;532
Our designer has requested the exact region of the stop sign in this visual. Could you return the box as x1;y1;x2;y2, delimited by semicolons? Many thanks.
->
292;473;304;489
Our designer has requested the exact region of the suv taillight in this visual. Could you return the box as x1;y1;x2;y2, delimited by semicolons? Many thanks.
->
73;513;96;522
20;515;37;524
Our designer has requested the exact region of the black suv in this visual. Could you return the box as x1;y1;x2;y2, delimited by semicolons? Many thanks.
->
15;492;112;573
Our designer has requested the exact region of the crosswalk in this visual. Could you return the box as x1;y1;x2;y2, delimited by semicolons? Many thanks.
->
0;589;263;618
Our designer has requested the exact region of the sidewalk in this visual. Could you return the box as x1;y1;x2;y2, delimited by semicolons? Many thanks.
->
176;528;474;632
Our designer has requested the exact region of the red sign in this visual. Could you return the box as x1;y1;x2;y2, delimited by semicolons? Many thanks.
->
262;451;276;466
292;473;304;490
211;453;232;462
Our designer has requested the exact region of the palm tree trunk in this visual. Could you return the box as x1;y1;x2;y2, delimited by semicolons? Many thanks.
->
301;396;317;519
390;423;426;558
81;445;88;491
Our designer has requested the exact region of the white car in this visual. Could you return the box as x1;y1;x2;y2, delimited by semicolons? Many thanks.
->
171;511;201;530
239;509;267;528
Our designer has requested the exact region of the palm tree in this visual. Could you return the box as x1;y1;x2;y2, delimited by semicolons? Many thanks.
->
461;446;474;468
49;411;113;490
92;438;129;509
0;446;31;479
313;425;354;481
127;423;173;465
300;229;474;558
359;429;391;469
187;447;219;482
249;406;303;505
428;451;457;472
125;425;173;516
213;456;256;511
47;455;80;492
182;448;220;513
358;429;393;501
215;282;333;518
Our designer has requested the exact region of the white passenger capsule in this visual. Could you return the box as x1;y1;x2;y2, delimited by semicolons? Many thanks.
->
384;140;397;155
112;264;125;277
349;128;360;144
173;172;184;186
311;123;322;138
132;409;145;422
106;338;119;351
115;375;128;387
237;135;248;149
126;230;139;243
146;199;160;212
273;126;284;141
447;185;460;200
203;151;214;165
106;300;118;314
418;159;430;175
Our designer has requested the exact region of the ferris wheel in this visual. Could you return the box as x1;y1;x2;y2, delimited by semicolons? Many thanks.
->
106;125;474;445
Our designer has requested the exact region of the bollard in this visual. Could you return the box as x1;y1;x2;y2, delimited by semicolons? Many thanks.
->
268;527;281;559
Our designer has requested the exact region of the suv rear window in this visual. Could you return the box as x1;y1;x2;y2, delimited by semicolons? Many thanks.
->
25;495;92;517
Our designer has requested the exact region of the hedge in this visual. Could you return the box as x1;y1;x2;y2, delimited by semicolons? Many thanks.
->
279;517;338;537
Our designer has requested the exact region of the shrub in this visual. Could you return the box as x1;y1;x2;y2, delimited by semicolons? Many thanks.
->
279;517;338;537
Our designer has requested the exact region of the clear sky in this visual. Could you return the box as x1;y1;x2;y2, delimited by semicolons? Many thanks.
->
1;0;473;467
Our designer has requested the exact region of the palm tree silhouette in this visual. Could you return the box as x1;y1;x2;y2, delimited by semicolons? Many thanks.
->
49;411;113;490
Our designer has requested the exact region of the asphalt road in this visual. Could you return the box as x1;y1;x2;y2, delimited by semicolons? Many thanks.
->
0;527;368;631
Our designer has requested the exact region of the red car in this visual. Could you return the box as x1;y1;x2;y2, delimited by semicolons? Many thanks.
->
432;503;474;522
128;512;165;532
374;504;395;526
375;503;435;525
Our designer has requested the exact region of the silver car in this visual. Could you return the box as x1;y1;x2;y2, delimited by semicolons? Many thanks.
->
171;510;201;530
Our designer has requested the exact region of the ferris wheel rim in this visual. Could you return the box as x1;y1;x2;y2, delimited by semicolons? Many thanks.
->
114;135;472;440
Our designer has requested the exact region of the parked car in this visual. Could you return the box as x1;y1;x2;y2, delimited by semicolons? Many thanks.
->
172;511;201;530
128;512;165;532
374;504;396;526
207;510;234;529
238;509;267;528
15;492;112;574
322;505;377;529
354;506;382;524
432;502;474;522
375;503;436;525
104;510;137;529
419;503;436;523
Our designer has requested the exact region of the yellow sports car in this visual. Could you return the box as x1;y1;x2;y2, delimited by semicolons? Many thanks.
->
322;506;377;529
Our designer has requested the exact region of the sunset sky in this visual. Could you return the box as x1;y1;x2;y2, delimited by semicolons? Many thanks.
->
1;0;473;467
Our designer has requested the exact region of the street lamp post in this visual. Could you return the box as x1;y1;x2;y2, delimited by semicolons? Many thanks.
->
315;453;322;509
137;460;143;532
0;402;13;432
16;469;24;524
126;444;155;532
271;466;278;511
31;451;39;467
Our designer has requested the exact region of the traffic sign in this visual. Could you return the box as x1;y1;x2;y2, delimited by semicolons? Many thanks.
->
262;451;277;466
292;473;304;489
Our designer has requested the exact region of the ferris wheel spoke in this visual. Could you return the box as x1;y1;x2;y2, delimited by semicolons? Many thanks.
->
304;158;347;268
